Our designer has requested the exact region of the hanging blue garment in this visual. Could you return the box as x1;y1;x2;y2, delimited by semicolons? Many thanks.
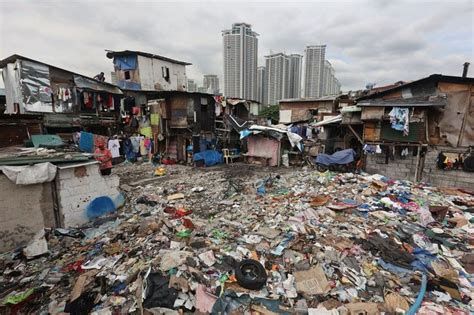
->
123;138;136;161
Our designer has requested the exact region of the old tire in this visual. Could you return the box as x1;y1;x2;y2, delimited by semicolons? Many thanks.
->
235;259;267;290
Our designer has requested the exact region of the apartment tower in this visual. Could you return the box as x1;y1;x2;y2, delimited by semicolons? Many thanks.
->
257;66;267;105
265;53;289;105
222;23;258;99
304;45;326;98
288;54;303;99
203;74;219;94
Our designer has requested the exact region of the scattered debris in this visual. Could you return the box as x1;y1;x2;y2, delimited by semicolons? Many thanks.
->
0;163;473;314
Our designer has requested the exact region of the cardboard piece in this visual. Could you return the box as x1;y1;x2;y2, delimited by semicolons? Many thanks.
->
198;250;216;267
195;284;217;313
384;292;409;313
167;193;185;201
294;265;329;295
70;270;99;302
345;302;379;315
168;275;189;292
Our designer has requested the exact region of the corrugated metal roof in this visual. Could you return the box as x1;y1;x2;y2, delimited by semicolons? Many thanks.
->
358;101;446;107
357;74;474;101
358;96;447;107
279;95;339;103
0;54;122;93
105;50;191;66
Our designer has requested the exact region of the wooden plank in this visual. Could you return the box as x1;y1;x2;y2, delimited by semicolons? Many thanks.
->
348;124;363;145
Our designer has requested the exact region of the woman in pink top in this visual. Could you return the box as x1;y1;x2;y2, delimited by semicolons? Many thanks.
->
95;140;113;175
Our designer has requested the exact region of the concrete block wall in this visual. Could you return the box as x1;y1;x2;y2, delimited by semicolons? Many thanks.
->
56;164;121;227
365;153;418;182
421;148;474;190
365;146;474;190
0;175;52;253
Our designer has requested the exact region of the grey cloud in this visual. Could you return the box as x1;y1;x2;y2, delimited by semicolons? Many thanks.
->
0;0;472;90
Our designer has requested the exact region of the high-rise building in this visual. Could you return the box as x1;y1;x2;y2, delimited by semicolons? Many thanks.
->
187;79;197;92
287;54;303;99
257;66;267;105
222;23;258;100
203;74;219;94
263;53;302;105
323;60;335;95
334;78;341;94
321;60;342;95
303;45;326;98
265;53;289;105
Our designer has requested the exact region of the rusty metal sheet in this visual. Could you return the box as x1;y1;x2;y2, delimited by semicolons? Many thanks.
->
169;96;189;128
363;122;381;141
437;91;470;146
460;97;474;146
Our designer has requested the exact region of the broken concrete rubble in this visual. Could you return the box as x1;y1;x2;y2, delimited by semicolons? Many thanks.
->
0;162;473;314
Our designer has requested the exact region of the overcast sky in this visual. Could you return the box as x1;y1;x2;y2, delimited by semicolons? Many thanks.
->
1;0;473;90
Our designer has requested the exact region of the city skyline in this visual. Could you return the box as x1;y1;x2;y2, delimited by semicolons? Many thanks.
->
0;1;472;91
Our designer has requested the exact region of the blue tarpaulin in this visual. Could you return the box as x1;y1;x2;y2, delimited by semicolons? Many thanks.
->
113;55;138;70
193;150;223;166
315;149;356;166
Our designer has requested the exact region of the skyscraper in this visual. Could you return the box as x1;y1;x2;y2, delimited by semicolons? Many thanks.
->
304;45;326;98
323;60;335;95
263;53;302;105
203;74;219;94
257;66;267;105
334;78;341;94
187;79;197;92
222;23;258;99
287;54;303;99
265;53;289;105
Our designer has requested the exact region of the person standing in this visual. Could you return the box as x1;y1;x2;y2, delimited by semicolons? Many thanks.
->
94;72;105;82
95;140;113;175
108;136;121;164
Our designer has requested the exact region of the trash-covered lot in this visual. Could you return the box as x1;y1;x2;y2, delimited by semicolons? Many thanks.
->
1;163;473;314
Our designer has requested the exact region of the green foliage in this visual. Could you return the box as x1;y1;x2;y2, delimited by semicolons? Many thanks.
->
259;105;280;122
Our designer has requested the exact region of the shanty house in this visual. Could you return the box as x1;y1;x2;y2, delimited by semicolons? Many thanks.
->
106;50;191;92
0;55;123;146
356;74;474;190
278;95;339;124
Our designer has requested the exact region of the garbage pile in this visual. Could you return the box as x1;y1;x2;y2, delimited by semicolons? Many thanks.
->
1;164;473;314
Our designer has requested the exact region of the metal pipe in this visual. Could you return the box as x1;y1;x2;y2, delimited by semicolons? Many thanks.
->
462;62;470;78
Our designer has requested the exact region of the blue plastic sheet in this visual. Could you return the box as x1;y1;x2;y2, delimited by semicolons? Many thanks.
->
378;259;412;277
315;149;356;165
117;80;141;91
113;55;137;70
240;129;251;139
79;132;94;153
193;150;223;166
411;248;438;272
